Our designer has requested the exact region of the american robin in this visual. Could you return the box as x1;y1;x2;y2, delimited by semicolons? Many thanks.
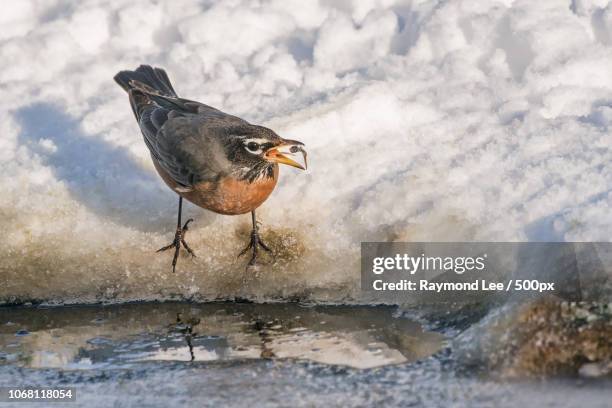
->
114;65;307;272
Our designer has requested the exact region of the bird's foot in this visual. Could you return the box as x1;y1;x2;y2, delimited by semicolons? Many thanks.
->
157;219;196;273
238;228;272;266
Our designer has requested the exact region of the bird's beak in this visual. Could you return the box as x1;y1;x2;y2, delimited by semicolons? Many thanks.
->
264;139;307;170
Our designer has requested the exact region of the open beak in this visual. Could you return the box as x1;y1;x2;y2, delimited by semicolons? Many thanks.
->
264;139;307;170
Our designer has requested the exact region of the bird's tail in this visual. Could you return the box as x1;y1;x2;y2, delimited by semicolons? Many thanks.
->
114;65;178;98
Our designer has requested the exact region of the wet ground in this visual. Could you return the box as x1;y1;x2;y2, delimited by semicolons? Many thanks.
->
0;302;610;407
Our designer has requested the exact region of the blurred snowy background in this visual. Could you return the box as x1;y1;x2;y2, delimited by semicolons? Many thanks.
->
1;0;612;303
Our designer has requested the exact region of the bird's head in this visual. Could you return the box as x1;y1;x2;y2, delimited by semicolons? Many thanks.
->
225;125;307;181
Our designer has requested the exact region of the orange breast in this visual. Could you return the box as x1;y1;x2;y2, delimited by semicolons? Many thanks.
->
153;160;279;215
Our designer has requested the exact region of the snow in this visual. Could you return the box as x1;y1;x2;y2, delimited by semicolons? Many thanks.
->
1;0;612;303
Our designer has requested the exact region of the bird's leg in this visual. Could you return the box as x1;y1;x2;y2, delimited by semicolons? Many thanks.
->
238;210;272;266
157;196;196;272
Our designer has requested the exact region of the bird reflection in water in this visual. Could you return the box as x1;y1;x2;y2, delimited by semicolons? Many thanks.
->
169;312;201;361
252;318;277;360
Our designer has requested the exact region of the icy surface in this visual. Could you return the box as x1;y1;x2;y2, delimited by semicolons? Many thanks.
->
0;303;610;408
3;360;612;408
2;0;612;303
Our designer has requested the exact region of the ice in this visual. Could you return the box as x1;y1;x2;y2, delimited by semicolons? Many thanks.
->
1;0;612;303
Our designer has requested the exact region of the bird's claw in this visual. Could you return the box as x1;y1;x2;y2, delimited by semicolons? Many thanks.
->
238;228;272;266
157;218;196;273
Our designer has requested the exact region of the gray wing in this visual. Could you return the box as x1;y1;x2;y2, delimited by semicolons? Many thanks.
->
131;91;246;188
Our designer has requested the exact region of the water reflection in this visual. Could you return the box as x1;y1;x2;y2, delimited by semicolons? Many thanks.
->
169;313;201;361
0;303;444;370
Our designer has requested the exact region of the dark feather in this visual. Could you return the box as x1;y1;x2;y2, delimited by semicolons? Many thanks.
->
115;65;260;189
114;65;177;97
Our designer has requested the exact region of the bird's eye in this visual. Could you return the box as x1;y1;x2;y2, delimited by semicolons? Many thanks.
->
245;141;262;154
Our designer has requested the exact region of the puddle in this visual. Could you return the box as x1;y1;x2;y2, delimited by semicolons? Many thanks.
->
0;303;444;370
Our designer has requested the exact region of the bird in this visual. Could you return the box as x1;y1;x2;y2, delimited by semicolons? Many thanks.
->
114;65;307;272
